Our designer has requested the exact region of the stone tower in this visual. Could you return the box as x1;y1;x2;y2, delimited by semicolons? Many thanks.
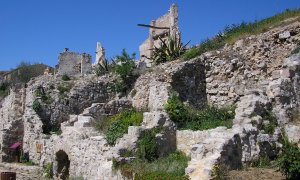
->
95;42;105;67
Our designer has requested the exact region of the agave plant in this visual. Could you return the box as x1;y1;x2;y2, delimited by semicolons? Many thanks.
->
151;35;189;64
95;58;111;76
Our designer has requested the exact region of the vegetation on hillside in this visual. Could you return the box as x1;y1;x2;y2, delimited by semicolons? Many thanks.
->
96;49;138;94
183;8;300;60
165;94;235;131
10;61;49;84
291;41;300;55
61;74;71;81
92;108;143;145
150;35;189;64
43;163;54;178
113;127;190;179
0;62;49;100
276;137;300;180
114;151;190;180
0;81;10;100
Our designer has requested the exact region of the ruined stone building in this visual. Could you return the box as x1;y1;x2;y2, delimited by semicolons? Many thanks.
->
57;48;92;76
1;4;300;180
139;4;180;67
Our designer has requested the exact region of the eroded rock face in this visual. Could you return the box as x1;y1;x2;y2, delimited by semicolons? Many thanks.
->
26;74;116;132
132;58;206;110
177;93;281;180
0;85;26;162
285;124;300;147
204;22;300;107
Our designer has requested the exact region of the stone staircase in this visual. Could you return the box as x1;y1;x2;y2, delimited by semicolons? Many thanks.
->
176;91;284;180
178;127;241;180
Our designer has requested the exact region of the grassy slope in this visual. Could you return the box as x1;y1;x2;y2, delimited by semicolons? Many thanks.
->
183;8;300;60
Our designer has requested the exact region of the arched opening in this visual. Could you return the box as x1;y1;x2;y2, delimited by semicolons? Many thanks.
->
55;150;70;180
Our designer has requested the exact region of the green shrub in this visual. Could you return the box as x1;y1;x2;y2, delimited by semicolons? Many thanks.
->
276;137;300;179
116;151;190;180
0;81;10;100
137;128;161;162
43;163;53;178
20;152;35;166
183;9;300;60
35;88;44;97
32;100;41;112
165;94;235;130
251;154;272;168
51;128;62;135
95;49;136;79
211;163;228;180
104;109;143;145
91;116;110;133
109;78;127;94
0;81;10;91
291;41;300;55
261;111;277;134
34;87;53;104
108;49;138;94
95;58;111;76
57;85;72;95
24;160;35;166
135;172;189;180
182;46;200;60
61;74;71;81
151;35;188;64
112;49;136;77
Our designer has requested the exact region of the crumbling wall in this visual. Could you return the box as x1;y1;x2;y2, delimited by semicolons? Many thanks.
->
23;97;136;179
132;58;206;110
57;50;92;76
0;85;25;162
139;4;180;67
203;22;300;107
25;75;116;132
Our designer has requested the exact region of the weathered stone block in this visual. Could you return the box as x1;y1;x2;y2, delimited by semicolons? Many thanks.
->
279;31;291;40
285;124;300;147
272;70;281;80
74;116;94;128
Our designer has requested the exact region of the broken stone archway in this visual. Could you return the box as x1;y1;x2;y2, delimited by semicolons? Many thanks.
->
55;150;70;180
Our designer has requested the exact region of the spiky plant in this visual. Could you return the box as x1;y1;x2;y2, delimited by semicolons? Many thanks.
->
95;58;111;76
151;35;189;64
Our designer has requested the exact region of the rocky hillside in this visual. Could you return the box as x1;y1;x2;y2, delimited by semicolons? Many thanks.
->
0;11;300;180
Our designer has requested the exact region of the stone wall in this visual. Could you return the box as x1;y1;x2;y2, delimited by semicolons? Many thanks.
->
26;75;116;131
22;74;120;162
39;128;119;179
0;85;25;162
57;49;92;76
23;99;139;179
203;22;300;107
132;58;206;110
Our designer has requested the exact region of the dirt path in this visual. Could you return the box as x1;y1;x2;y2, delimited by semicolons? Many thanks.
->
0;163;42;180
0;168;41;180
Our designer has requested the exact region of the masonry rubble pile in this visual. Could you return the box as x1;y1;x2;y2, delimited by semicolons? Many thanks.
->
0;8;300;180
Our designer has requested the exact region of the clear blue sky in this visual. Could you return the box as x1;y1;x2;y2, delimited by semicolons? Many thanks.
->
0;0;299;70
